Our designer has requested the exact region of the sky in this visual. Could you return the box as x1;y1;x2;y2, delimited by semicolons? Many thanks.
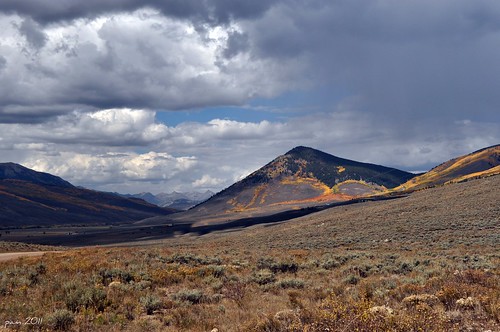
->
0;0;499;194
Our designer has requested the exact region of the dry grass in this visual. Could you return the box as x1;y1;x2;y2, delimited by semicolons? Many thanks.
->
0;176;498;331
0;241;66;253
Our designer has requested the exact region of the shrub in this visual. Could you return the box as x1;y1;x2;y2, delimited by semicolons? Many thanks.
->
63;282;108;312
48;309;75;331
252;269;276;285
173;289;206;304
344;274;360;285
276;278;305;289
166;253;222;265
98;268;134;285
140;294;163;314
257;257;299;274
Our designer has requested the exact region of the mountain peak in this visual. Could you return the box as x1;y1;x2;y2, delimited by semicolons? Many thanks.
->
0;163;73;188
285;146;322;156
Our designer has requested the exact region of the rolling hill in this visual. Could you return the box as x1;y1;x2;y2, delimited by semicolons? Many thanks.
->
0;163;177;227
168;146;416;224
395;144;500;191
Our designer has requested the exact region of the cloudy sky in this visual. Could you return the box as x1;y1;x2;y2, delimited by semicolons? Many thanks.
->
0;0;499;194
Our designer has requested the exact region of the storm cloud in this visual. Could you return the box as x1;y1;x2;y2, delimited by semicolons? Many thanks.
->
0;0;499;193
0;0;276;25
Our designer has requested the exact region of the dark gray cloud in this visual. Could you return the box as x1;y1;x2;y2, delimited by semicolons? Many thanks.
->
2;0;499;126
18;17;47;49
0;0;276;25
223;31;249;58
244;0;500;123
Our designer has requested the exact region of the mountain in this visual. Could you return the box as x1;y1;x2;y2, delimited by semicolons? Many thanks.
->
158;191;214;210
169;146;415;224
0;162;73;188
0;163;177;227
122;192;161;206
395;144;500;191
122;190;214;210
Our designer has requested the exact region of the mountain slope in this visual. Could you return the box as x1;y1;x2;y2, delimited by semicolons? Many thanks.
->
0;163;73;188
395;144;500;191
0;163;177;227
171;146;415;224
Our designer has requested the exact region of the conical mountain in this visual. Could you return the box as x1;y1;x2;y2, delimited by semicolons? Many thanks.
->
177;146;415;223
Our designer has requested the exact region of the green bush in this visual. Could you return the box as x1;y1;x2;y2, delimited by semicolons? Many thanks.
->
173;289;206;304
257;257;299;274
276;278;305;289
63;281;108;312
48;309;75;331
140;294;163;314
252;269;276;285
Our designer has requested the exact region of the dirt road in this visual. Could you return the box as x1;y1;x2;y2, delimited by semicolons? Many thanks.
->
0;251;60;262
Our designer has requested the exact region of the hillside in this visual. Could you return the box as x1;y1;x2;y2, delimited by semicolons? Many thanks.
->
169;146;415;224
0;163;177;227
395;144;500;191
0;175;497;332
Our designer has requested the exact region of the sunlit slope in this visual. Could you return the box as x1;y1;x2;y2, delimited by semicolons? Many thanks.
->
395;144;500;191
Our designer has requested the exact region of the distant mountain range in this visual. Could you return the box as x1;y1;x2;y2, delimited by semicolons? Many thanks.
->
121;190;214;210
0;163;176;227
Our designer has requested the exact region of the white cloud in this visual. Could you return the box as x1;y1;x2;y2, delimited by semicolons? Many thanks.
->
25;151;197;187
0;10;300;123
192;174;225;188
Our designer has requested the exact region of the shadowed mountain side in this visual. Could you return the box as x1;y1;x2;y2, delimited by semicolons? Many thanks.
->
0;162;73;188
145;146;415;226
395;144;500;191
0;163;177;227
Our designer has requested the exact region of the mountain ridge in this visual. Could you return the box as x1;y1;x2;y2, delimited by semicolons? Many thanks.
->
0;162;73;188
0;163;176;227
395;144;500;191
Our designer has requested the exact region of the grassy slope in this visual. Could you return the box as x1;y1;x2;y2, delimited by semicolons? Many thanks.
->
395;144;500;191
0;176;498;331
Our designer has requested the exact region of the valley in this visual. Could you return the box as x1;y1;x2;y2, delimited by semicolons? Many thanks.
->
0;145;499;331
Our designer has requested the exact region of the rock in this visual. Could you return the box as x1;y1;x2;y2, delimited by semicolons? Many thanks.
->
368;305;394;316
456;297;477;309
108;281;122;288
211;329;219;332
402;294;439;307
